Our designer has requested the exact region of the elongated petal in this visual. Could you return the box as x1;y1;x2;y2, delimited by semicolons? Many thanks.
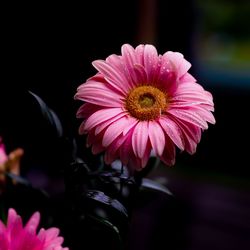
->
143;44;159;84
84;108;124;133
86;129;104;147
76;103;102;119
120;129;134;166
95;112;126;135
102;117;132;147
159;116;185;150
7;209;18;229
92;60;129;94
123;117;138;135
121;44;137;66
141;141;152;168
121;44;150;86
132;121;149;158
148;121;165;156
170;116;200;153
75;80;123;107
92;141;105;154
24;212;40;234
163;51;191;78
160;135;176;166
167;109;208;129
106;54;135;90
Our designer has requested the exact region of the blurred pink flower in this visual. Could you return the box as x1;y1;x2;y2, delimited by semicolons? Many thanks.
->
0;139;8;165
75;44;215;171
0;138;24;186
0;208;69;250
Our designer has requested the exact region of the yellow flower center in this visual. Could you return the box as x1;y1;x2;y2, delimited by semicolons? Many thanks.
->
125;85;168;120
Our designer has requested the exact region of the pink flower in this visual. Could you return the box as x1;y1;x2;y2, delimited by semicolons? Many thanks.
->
0;138;24;186
75;44;215;171
0;139;8;165
0;208;69;250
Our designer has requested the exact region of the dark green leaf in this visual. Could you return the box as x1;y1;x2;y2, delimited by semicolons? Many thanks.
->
85;190;128;218
29;91;63;137
141;178;172;196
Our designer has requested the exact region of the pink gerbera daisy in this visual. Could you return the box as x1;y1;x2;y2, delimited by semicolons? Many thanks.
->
0;208;69;250
75;44;215;171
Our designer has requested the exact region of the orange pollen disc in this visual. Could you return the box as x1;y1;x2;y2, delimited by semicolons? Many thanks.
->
125;85;168;120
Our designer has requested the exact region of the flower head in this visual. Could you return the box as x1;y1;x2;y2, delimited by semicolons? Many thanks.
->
75;44;215;171
0;208;69;250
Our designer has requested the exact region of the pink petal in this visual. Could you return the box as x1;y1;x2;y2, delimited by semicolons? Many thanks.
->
0;220;6;232
121;44;137;66
84;108;125;133
86;129;104;147
128;154;144;171
170;100;211;108
24;212;40;234
43;227;59;242
0;143;7;165
102;117;133;147
6;209;23;246
148;121;165;156
44;236;64;247
106;133;130;161
121;44;147;86
119;130;134;166
170;116;200;154
132;121;149;158
160;135;176;166
132;64;148;85
92;60;129;95
78;121;86;135
157;55;177;92
167;109;208;129
95;112;126;135
180;72;196;82
159;116;185;150
163;51;191;78
0;224;8;250
141;142;152;168
135;44;145;65
171;93;214;106
143;44;159;84
104;148;119;165
7;208;18;229
92;142;105;155
122;117;138;135
75;80;123;107
76;103;101;119
190;107;216;124
106;54;134;91
182;135;197;155
37;228;46;241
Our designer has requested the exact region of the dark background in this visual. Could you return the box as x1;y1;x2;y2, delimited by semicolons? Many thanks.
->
1;0;250;249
